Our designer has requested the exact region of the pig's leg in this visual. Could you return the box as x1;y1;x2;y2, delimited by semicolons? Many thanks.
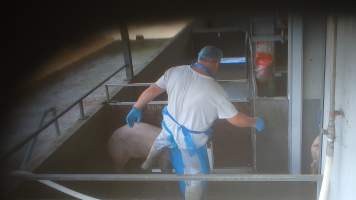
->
310;135;321;174
113;156;129;170
110;145;130;170
141;145;165;169
141;132;170;170
158;148;171;171
310;160;318;174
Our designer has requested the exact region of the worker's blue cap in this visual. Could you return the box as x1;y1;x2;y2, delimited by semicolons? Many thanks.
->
198;46;223;62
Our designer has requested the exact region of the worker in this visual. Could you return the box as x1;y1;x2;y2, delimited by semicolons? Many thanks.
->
126;46;265;200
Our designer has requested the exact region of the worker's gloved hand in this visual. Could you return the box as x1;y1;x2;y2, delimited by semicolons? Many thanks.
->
255;117;265;132
126;107;142;128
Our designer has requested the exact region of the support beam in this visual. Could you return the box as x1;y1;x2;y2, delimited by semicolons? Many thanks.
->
120;24;134;80
288;14;303;174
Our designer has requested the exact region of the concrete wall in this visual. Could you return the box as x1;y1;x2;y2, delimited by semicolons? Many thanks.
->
328;16;356;200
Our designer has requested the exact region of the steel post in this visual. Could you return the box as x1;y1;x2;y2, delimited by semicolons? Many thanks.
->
120;23;134;80
79;100;86;120
52;108;60;136
288;14;304;174
105;85;110;102
19;136;38;170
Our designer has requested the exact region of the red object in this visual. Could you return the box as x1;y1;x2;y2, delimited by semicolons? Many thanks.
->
255;52;273;70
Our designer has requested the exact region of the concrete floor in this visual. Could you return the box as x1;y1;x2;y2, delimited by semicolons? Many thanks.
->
1;20;188;171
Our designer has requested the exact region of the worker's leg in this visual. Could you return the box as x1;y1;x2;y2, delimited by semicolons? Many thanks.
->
141;131;170;170
181;150;206;200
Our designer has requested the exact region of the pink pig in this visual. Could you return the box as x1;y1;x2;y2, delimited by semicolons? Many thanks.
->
310;135;321;174
108;122;169;170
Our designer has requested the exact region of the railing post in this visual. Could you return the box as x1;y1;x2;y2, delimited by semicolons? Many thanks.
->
79;100;86;120
120;23;134;80
105;85;110;102
1;65;128;161
20;136;38;170
51;108;61;136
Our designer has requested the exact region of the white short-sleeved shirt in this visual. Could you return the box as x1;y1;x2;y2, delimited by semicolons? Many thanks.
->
154;65;238;149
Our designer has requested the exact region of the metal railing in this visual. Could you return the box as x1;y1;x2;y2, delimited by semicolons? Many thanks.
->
108;99;250;106
13;170;322;182
20;107;59;169
1;64;128;161
12;170;322;200
104;79;249;103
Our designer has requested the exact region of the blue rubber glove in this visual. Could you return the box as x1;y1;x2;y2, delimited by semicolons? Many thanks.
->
126;107;142;128
255;117;265;132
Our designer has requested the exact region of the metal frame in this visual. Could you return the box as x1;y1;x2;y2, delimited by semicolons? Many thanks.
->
288;14;303;174
1;64;128;161
104;80;249;105
321;16;337;173
247;26;258;171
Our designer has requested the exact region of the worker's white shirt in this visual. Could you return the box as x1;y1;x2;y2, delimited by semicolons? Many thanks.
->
154;65;238;149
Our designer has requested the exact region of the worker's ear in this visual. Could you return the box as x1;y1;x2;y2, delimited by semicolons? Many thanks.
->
212;61;220;73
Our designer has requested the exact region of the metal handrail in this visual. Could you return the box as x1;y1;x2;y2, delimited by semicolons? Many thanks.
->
105;79;248;88
109;98;250;106
13;170;322;182
1;64;127;161
20;107;59;170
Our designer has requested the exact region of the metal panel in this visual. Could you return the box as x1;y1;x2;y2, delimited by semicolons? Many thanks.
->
288;15;303;174
219;81;250;101
213;102;252;168
216;63;247;80
255;97;289;173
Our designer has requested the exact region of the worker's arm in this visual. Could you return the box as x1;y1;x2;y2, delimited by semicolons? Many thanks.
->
227;113;265;131
134;84;165;109
126;84;165;127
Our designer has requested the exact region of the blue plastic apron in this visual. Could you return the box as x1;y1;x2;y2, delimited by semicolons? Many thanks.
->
161;106;212;195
